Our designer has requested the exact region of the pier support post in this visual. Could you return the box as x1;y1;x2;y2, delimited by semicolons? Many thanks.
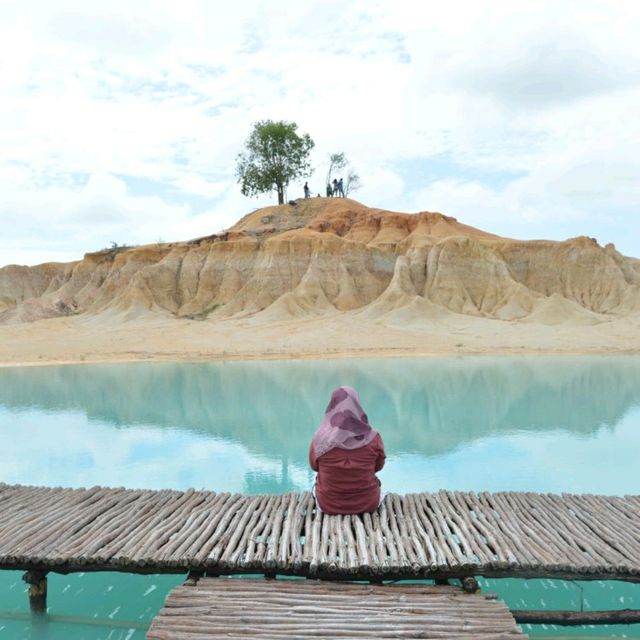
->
185;571;203;586
462;576;479;594
23;570;47;613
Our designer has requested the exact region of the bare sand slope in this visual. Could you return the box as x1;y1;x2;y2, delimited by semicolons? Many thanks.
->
0;310;638;367
1;198;639;365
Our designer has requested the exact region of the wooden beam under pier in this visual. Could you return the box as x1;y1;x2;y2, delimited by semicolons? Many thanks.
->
512;608;640;626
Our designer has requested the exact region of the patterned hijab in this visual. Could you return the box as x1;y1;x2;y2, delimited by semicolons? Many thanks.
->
311;386;378;458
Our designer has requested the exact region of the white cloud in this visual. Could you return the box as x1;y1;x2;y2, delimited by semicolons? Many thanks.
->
1;0;640;265
0;173;224;265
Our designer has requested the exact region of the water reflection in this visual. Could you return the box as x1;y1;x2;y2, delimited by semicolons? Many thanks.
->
0;357;639;495
2;357;640;450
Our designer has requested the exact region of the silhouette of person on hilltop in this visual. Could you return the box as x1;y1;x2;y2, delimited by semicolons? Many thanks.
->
303;182;311;199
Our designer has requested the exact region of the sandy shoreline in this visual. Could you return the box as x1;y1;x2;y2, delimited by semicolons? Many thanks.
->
0;312;638;367
4;348;640;368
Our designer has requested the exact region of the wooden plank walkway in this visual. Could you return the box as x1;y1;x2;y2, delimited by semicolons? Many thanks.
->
146;578;528;639
1;483;639;582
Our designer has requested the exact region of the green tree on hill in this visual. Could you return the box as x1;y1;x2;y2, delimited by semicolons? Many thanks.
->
236;120;315;205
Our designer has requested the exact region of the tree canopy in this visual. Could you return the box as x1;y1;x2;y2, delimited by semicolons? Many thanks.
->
236;120;315;205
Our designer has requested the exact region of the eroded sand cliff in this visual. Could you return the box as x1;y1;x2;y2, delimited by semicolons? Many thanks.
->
3;198;640;324
1;198;639;364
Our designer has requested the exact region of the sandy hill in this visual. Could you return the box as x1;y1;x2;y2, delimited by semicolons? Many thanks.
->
1;198;640;328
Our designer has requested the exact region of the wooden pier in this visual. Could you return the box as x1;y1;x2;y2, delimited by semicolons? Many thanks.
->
147;578;527;639
2;483;639;637
1;483;638;583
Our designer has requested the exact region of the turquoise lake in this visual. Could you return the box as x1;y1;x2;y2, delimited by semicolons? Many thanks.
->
0;356;639;638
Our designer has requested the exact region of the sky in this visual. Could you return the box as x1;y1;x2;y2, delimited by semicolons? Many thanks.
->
1;0;639;266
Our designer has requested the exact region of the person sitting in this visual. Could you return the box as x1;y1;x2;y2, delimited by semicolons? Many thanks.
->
309;386;386;515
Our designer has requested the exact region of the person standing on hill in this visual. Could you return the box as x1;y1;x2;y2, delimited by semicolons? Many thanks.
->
326;182;333;197
309;386;386;515
332;178;339;197
337;178;345;197
303;182;311;198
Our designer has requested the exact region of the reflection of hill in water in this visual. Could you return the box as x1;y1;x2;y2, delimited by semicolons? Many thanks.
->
1;358;640;461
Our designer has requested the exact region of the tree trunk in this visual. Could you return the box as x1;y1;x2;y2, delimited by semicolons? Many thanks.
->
276;182;284;205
